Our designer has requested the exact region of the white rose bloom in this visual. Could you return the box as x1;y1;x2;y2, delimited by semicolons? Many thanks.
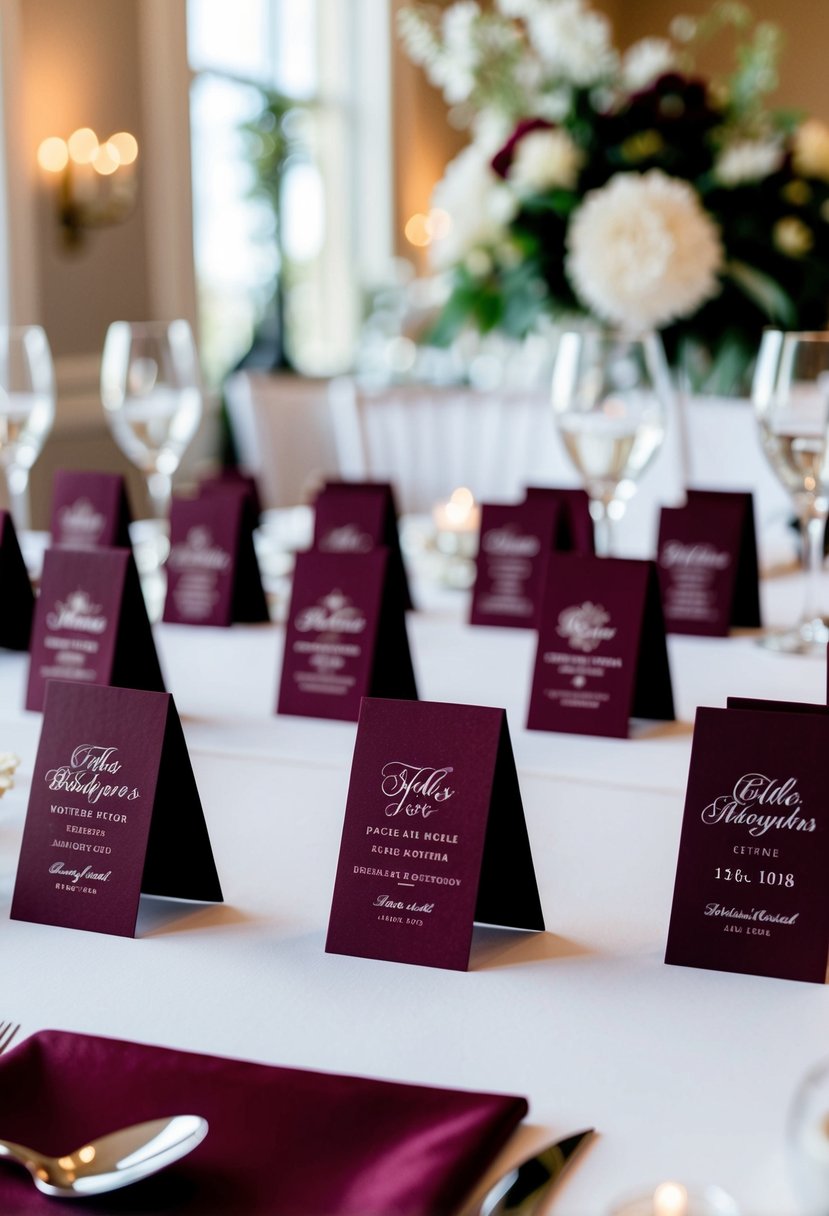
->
431;2;481;103
526;0;617;86
565;170;723;329
509;129;584;192
715;139;784;186
622;38;676;91
793;119;829;181
430;144;518;269
496;0;539;16
0;752;20;798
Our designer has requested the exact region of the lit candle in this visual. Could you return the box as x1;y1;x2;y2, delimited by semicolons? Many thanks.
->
432;486;480;536
609;1181;738;1216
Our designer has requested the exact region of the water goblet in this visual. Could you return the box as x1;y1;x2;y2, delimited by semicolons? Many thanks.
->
752;329;829;653
0;325;56;532
550;328;670;556
100;319;203;568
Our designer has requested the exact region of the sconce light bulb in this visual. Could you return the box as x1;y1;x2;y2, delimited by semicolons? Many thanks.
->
67;127;99;165
92;143;119;176
37;137;69;173
108;131;138;166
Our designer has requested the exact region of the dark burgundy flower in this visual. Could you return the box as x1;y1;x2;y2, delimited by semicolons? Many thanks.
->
491;118;555;179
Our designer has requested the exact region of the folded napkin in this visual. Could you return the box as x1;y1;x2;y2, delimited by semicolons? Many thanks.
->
0;1031;526;1215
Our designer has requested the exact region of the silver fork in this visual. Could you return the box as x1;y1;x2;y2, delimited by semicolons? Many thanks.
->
0;1022;20;1055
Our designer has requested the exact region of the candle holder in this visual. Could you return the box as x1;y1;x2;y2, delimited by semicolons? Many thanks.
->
431;486;480;588
37;127;139;249
609;1181;740;1216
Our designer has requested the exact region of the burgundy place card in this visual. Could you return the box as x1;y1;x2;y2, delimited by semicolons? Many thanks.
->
656;489;761;636
25;547;165;712
326;697;544;971
469;499;559;629
314;479;413;610
527;554;674;738
665;701;829;983
11;681;222;938
277;548;417;722
198;468;263;523
50;469;132;549
0;510;34;651
163;490;268;627
524;486;595;554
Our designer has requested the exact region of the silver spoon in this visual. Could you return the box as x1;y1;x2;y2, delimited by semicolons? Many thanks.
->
0;1115;208;1199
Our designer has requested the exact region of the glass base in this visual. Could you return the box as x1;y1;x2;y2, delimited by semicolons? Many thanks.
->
756;617;829;655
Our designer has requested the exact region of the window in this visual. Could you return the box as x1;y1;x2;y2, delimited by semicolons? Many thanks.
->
187;0;392;386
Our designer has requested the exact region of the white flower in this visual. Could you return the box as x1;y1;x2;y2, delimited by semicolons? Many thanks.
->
430;144;517;269
526;0;617;86
793;119;829;181
565;170;723;329
714;139;784;186
536;88;573;122
509;128;584;192
622;37;676;91
496;0;539;16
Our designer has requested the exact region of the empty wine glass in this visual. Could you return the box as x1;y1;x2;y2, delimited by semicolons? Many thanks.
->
551;328;671;556
753;329;829;653
0;325;56;532
100;319;203;565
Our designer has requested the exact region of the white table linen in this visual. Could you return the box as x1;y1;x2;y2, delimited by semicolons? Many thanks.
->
1;569;827;1216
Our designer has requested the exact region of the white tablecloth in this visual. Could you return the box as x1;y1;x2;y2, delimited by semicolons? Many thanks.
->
1;568;828;1216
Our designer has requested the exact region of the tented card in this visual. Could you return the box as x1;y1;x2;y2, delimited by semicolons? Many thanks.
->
326;697;544;970
314;480;413;610
0;510;34;651
163;491;268;626
50;470;132;549
277;549;417;722
527;554;674;738
656;490;761;636
665;702;829;983
469;500;559;629
26;548;165;711
11;682;222;937
524;486;595;554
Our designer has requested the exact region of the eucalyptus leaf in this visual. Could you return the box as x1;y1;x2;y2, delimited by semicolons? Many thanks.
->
725;260;797;325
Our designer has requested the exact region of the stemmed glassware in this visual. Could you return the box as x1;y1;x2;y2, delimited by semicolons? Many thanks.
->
100;319;203;566
787;1057;829;1215
752;329;829;653
0;325;56;532
550;328;671;556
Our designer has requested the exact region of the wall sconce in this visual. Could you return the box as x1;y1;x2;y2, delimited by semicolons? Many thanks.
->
36;127;139;249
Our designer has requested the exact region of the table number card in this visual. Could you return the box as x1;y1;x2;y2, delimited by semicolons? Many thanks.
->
11;682;223;938
0;510;34;651
50;470;132;549
469;500;559;629
524;486;595;554
326;697;544;971
277;549;417;722
665;701;829;983
163;491;269;627
656;490;761;636
26;548;165;712
527;555;674;738
314;480;413;610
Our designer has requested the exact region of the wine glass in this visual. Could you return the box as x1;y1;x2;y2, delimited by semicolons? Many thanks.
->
100;319;203;565
0;325;56;532
752;329;829;653
787;1058;829;1215
550;328;671;556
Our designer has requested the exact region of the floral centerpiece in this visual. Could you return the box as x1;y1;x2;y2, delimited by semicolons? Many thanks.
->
399;0;829;391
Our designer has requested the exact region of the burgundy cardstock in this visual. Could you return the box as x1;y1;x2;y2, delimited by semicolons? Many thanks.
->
0;510;34;651
277;549;417;722
50;470;132;549
11;681;222;938
524;486;595;554
657;490;761;636
665;702;829;983
314;480;413;610
163;491;268;627
527;554;674;738
469;500;559;629
326;697;544;971
25;548;165;712
199;468;263;522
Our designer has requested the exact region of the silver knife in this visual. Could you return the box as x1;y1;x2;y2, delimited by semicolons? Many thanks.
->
478;1129;596;1216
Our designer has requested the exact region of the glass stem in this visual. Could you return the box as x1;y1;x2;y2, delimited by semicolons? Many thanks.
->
589;497;614;558
147;470;172;523
801;508;827;629
4;464;30;533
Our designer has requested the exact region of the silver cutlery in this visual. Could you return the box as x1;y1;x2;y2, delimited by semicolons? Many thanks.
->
478;1128;596;1215
0;1114;209;1199
0;1022;19;1055
0;1024;208;1199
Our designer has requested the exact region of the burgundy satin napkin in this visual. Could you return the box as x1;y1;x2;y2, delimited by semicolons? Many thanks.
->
0;1031;526;1215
